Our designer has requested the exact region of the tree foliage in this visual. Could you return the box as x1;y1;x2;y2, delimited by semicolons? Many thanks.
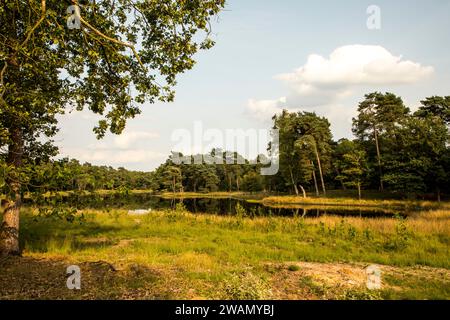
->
0;0;225;255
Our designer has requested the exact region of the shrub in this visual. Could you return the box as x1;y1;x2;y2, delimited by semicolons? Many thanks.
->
288;265;300;272
221;272;272;300
235;203;248;218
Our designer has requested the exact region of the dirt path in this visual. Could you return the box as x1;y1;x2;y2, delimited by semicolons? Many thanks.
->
270;262;450;299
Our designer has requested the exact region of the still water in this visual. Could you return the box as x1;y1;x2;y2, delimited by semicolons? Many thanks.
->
53;193;405;218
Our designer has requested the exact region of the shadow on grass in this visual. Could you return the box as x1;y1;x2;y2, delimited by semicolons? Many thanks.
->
0;256;174;300
18;213;134;253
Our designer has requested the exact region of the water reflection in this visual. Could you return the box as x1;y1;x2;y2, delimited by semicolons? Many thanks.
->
42;193;405;218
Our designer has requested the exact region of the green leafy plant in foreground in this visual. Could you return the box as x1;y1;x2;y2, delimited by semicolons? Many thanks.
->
221;272;272;300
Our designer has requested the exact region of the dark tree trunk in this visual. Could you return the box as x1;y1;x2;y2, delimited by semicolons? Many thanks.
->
0;126;23;256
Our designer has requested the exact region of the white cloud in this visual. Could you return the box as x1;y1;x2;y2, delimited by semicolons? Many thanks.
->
55;125;163;169
59;147;166;165
247;45;435;137
274;45;434;105
114;131;159;148
246;97;288;122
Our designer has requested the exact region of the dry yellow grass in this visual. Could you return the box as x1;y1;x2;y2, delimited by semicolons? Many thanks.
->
262;196;450;210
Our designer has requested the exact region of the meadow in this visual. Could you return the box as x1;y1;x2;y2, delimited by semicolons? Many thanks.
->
1;202;449;300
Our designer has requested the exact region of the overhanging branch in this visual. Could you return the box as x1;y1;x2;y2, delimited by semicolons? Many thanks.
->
16;0;47;53
0;61;8;107
79;16;146;70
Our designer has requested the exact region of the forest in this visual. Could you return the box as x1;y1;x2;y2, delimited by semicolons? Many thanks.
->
20;93;449;200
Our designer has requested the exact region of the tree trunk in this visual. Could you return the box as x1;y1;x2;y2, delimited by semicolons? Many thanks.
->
373;126;384;191
0;191;21;256
289;167;299;196
311;162;320;196
0;126;24;256
437;187;441;203
357;182;362;201
313;143;326;196
299;185;306;199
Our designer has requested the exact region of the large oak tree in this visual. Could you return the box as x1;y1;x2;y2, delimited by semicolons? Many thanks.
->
0;0;225;256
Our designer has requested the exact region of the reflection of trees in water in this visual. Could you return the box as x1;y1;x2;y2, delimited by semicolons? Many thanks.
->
42;193;404;218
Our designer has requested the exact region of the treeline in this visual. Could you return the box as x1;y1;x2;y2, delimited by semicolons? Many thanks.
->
152;93;450;199
3;92;448;200
22;159;154;192
151;152;266;193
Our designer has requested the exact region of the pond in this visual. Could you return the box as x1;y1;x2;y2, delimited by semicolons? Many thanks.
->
46;193;406;219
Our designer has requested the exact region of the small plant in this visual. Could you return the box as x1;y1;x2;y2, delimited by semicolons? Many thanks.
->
235;203;248;218
363;228;373;240
221;272;272;300
318;221;326;235
393;215;410;248
337;219;347;237
108;210;122;223
347;225;357;240
340;288;383;300
264;218;278;232
249;207;257;218
257;207;265;216
295;217;306;230
288;265;300;272
395;216;409;240
117;185;131;196
174;202;187;214
166;202;187;221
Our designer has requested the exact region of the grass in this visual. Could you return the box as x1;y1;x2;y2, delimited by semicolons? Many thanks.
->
262;195;450;211
159;191;269;200
1;206;449;300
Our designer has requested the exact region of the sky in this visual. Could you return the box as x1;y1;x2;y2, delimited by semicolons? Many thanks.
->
56;0;450;171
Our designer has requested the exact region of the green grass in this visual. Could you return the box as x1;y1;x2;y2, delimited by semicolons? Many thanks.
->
18;208;449;268
381;271;450;300
1;206;449;300
262;195;450;211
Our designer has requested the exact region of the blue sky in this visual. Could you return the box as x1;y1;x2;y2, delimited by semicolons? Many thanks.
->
56;0;450;171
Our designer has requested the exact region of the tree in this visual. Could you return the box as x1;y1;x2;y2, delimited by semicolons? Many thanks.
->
353;92;409;191
336;147;367;200
0;0;225;256
296;134;326;196
163;166;183;193
271;110;332;197
272;111;309;197
332;139;356;190
199;166;220;192
294;112;332;196
241;172;264;192
382;115;449;196
415;96;450;126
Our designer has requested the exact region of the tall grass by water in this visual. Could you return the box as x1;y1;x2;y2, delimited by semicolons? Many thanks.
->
1;205;448;300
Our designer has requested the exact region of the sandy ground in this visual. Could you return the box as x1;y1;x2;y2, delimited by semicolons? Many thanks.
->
1;256;449;300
